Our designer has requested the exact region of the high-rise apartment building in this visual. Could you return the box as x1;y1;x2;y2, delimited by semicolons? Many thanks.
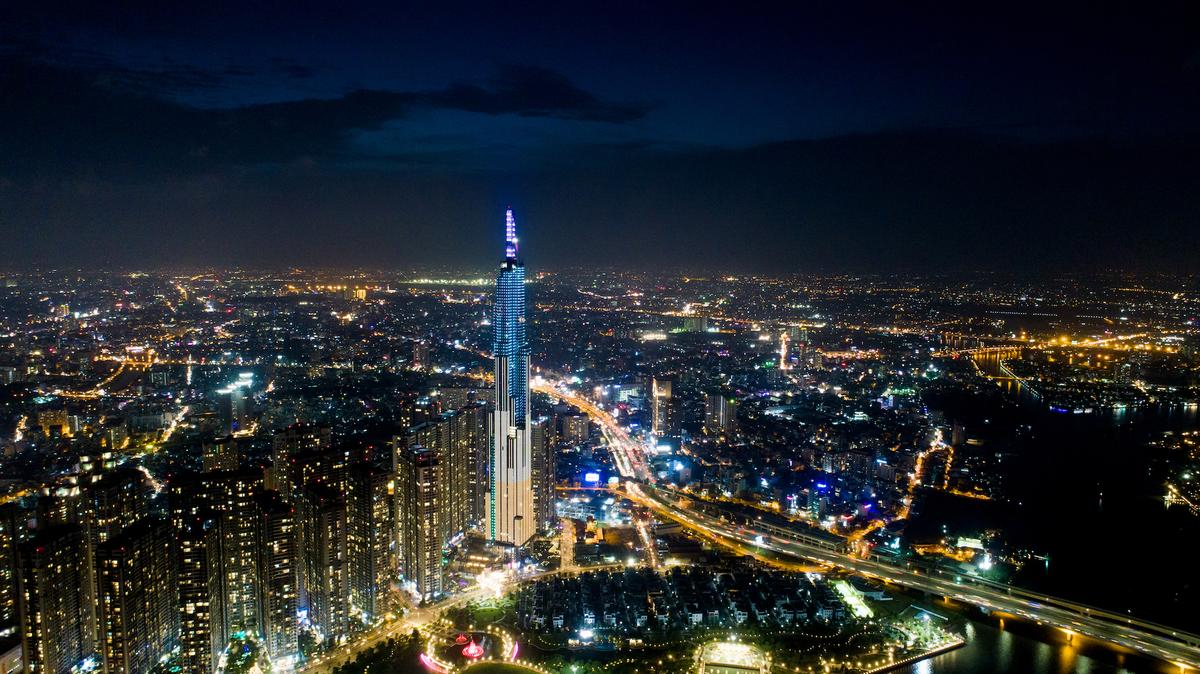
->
489;207;535;546
530;417;556;531
346;465;394;623
434;386;480;412
286;446;356;506
18;525;92;674
78;464;156;647
201;436;240;472
411;341;430;371
403;404;487;541
86;465;155;547
460;405;489;530
95;517;178;674
0;503;25;630
177;515;224;674
255;493;298;665
394;445;442;599
216;385;247;435
271;425;332;499
168;469;265;638
652;376;679;439
561;413;589;445
297;483;348;642
704;393;738;436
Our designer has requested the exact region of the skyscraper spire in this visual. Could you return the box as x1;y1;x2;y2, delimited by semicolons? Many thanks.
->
504;206;518;260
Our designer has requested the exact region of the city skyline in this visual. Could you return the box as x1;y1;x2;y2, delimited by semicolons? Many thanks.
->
2;258;1200;673
3;5;1200;674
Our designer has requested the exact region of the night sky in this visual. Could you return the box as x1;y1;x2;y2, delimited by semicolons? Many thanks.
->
2;3;1198;272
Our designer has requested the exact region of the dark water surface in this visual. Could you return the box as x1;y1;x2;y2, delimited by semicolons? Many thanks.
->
911;360;1200;671
922;362;1200;631
913;619;1175;674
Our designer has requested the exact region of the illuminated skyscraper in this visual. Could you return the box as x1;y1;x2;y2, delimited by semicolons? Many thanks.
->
411;341;431;371
489;207;535;546
201;436;239;472
167;469;265;639
216;385;248;434
87;465;155;547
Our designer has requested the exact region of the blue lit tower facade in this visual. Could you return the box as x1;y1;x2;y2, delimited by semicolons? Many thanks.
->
489;207;535;546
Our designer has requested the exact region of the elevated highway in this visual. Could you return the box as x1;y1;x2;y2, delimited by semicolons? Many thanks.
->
627;481;1200;669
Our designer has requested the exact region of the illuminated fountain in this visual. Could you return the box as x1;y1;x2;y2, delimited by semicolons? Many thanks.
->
462;640;485;659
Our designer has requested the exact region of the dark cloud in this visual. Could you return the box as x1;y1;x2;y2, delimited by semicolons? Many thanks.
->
429;65;648;123
0;36;250;98
268;57;318;80
104;62;248;97
0;52;649;178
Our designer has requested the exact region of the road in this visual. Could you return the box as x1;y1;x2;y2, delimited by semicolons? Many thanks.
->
537;378;1200;670
531;379;653;482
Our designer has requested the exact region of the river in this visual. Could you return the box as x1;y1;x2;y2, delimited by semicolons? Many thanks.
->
918;354;1198;672
907;617;1178;673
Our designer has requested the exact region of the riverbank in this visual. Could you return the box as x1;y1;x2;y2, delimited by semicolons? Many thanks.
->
883;586;1181;673
863;638;966;673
